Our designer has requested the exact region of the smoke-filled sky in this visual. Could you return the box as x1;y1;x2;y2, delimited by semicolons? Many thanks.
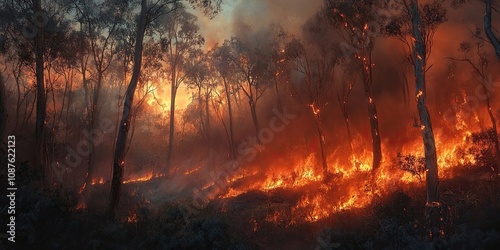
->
195;0;323;47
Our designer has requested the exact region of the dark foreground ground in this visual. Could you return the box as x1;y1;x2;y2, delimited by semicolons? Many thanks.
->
1;161;500;250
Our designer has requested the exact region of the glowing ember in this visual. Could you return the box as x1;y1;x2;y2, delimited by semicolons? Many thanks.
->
127;213;138;223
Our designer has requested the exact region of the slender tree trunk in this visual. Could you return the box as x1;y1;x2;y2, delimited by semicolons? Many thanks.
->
249;99;260;142
485;0;500;58
166;83;177;170
109;0;147;217
198;86;206;139
34;0;47;171
223;77;235;159
484;86;500;171
212;98;232;155
0;72;5;139
338;89;353;153
274;75;284;113
14;63;22;127
411;0;440;238
314;114;328;177
65;73;73;140
112;66;127;162
362;51;382;171
205;91;211;146
485;0;500;172
343;114;353;152
83;72;102;192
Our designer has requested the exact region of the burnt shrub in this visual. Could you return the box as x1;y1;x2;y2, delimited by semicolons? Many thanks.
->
459;128;497;169
394;153;425;182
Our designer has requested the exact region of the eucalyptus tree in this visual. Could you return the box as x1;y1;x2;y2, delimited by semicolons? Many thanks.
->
72;0;129;194
212;41;237;159
325;0;385;171
156;7;205;170
384;0;447;237
109;0;220;217
185;50;216;146
285;36;341;178
229;37;274;143
0;0;74;172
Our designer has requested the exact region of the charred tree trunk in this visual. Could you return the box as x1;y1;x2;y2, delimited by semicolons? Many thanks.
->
249;99;260;143
109;0;147;217
362;51;382;171
485;0;500;172
166;82;177;171
204;91;211;146
411;0;440;238
82;71;102;193
34;0;47;171
13;62;22;127
223;77;235;159
338;81;354;153
198;86;206;140
314;114;328;177
274;74;284;113
485;0;500;58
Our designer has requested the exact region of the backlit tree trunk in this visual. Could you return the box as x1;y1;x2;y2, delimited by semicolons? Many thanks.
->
109;0;147;217
34;0;47;171
411;0;440;237
166;73;177;170
249;99;260;141
223;77;236;159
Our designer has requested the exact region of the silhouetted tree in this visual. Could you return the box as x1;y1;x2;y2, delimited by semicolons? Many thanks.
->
109;0;220;217
158;7;205;170
325;0;384;171
285;37;340;178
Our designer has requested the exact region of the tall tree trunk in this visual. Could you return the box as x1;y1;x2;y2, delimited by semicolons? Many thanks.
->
223;77;235;159
109;0;147;217
65;73;73;140
343;113;353;153
411;0;440;238
485;0;500;58
0;72;5;139
362;51;382;171
249;99;260;142
314;114;328;177
197;86;206;140
338;83;354;154
274;75;284;113
35;0;47;172
205;91;211;146
14;63;22;127
166;82;177;170
83;72;102;193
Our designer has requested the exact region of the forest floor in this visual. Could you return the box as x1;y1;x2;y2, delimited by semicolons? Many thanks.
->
1;161;500;249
